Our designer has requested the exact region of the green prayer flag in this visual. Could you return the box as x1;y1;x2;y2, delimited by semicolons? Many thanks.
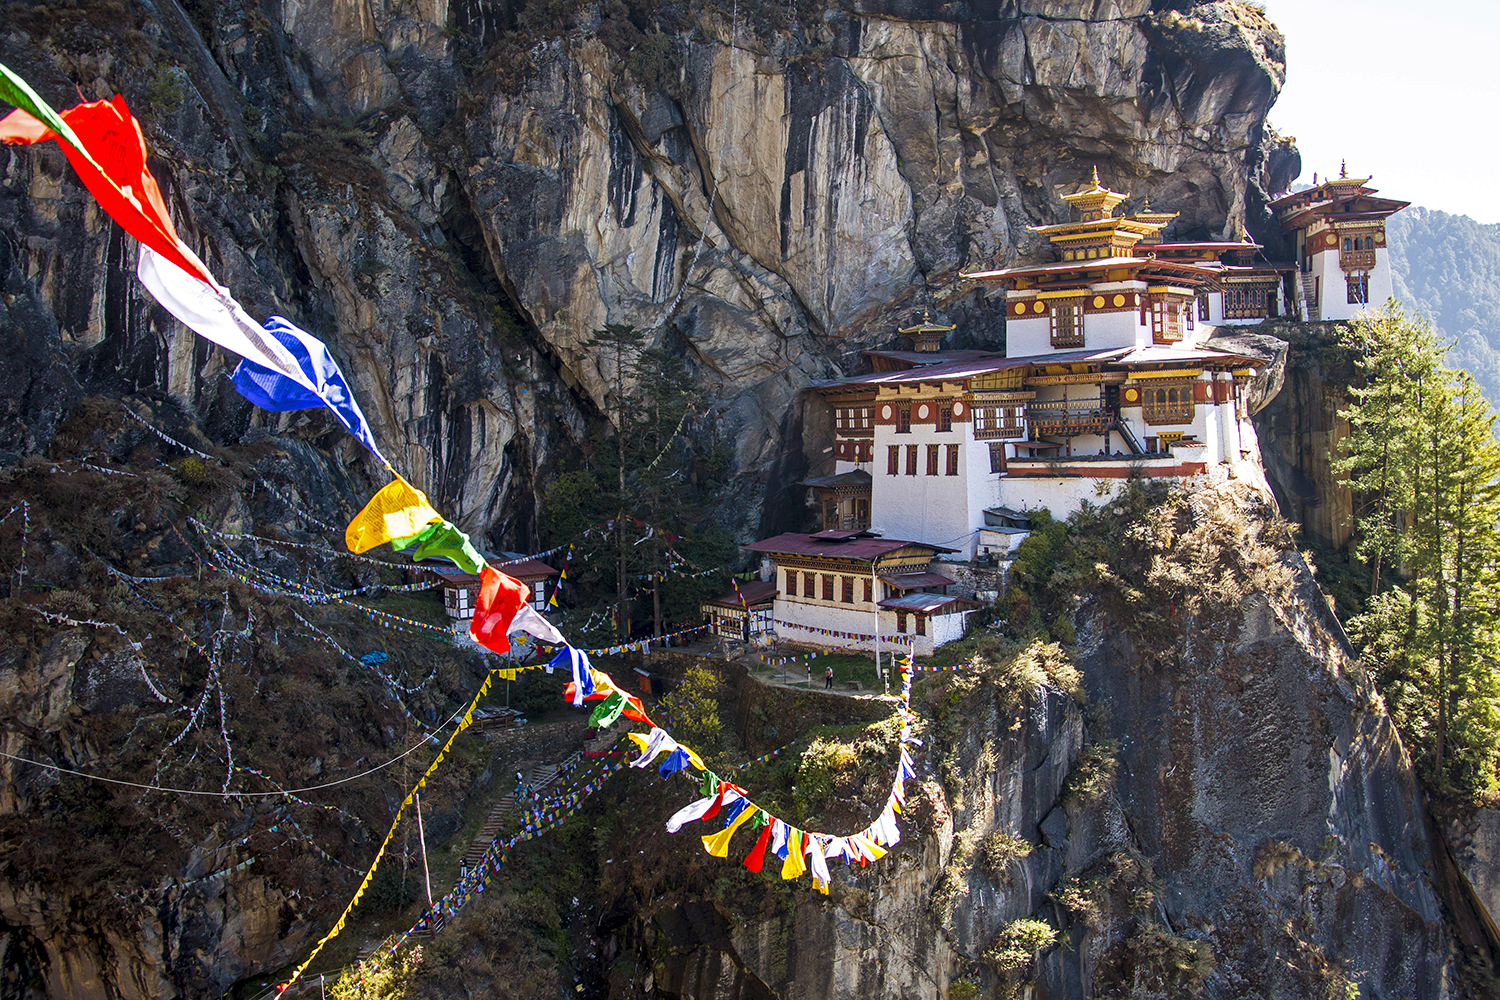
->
587;691;628;729
699;770;717;797
747;809;766;832
0;62;99;168
392;519;486;575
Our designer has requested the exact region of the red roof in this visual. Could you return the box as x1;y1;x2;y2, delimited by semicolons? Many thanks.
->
878;572;954;591
704;579;778;608
495;559;559;580
747;532;955;560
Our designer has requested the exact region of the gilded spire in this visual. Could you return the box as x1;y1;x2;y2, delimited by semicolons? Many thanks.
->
1091;164;1100;188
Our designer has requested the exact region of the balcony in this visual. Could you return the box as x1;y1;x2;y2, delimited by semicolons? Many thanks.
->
1025;400;1114;437
1340;249;1376;269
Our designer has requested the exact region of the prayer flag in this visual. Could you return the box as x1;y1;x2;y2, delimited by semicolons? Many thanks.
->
780;829;807;879
588;691;628;729
346;476;442;554
703;805;757;857
137;247;317;393
743;821;774;873
392;519;486;575
0;85;209;280
230;315;385;462
469;567;530;655
510;605;565;644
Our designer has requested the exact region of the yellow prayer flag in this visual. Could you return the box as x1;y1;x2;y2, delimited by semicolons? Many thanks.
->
626;732;650;753
703;806;757;857
345;474;443;553
780;832;807;880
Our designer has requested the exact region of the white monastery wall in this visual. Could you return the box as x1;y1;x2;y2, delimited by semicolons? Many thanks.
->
1006;316;1052;356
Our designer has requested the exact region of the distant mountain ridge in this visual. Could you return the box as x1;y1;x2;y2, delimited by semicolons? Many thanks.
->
1387;206;1500;405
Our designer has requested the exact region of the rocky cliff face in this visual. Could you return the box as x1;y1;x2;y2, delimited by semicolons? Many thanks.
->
615;483;1458;1000
0;0;1294;542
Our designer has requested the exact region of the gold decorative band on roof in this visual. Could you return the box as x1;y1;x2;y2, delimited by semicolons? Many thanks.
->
1128;368;1202;380
1035;289;1091;300
1230;368;1256;377
1145;285;1197;296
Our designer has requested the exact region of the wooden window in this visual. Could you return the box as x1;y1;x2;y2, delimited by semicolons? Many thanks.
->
1151;300;1182;343
1223;286;1270;319
785;569;797;597
1002;406;1022;436
916;614;927;636
1049;298;1084;347
821;574;834;601
1198;293;1210;321
1343;236;1353;252
926;444;939;476
1347;272;1369;304
989;442;1006;474
862;579;872;602
1141;381;1195;424
896;612;908;634
946;445;959;476
841;577;854;603
936;402;952;432
803;571;815;597
970;370;1024;391
906;445;918;475
887;445;900;475
897;402;911;433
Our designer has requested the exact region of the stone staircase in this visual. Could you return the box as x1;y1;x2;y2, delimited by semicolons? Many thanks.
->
1300;272;1319;321
459;731;620;872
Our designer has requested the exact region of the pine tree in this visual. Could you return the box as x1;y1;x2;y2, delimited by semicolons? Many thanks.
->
1340;305;1500;798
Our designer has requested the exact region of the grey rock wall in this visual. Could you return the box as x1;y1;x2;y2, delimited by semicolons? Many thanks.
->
0;0;1292;545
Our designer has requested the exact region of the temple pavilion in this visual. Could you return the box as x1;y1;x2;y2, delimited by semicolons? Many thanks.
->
739;165;1406;653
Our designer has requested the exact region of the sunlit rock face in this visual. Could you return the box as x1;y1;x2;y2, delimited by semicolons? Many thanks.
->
0;0;1290;544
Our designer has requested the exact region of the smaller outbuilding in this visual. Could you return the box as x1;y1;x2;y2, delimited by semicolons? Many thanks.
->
701;579;777;645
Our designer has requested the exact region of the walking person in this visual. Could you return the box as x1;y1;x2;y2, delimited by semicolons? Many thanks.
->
825;665;834;689
514;771;524;800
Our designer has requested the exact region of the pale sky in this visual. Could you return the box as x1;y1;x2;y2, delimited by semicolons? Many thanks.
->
1260;0;1500;223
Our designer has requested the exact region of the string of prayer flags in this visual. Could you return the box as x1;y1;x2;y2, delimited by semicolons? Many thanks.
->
548;546;570;609
393;519;486;575
230;315;386;463
346;475;443;554
468;567;530;655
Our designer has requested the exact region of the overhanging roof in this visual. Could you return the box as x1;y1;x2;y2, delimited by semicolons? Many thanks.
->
748;532;956;560
878;593;981;613
878;572;954;591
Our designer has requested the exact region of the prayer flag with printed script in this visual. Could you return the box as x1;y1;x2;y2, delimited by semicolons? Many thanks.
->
230;316;386;462
346;476;443;554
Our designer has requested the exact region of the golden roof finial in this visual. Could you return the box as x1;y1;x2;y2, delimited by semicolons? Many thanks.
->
1091;164;1101;188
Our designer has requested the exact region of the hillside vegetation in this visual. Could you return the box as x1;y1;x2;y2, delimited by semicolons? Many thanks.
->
1388;206;1500;405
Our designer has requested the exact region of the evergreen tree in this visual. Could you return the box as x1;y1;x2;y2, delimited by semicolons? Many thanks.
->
1339;305;1500;799
537;324;733;641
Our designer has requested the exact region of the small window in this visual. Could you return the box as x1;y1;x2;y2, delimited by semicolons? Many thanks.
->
821;575;834;601
862;579;872;602
1050;298;1084;348
946;445;959;476
1347;271;1369;304
936;402;952;432
841;577;854;603
887;445;900;476
989;442;1006;474
1343;236;1352;252
896;612;908;634
1364;235;1374;251
803;571;815;597
1198;293;1210;321
926;444;939;476
906;445;918;476
897;402;911;434
785;569;797;597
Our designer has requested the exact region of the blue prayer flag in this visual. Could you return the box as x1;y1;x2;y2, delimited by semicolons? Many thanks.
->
230;316;386;462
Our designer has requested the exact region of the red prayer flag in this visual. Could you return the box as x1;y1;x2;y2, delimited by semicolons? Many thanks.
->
743;821;774;873
0;95;210;282
469;567;530;654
